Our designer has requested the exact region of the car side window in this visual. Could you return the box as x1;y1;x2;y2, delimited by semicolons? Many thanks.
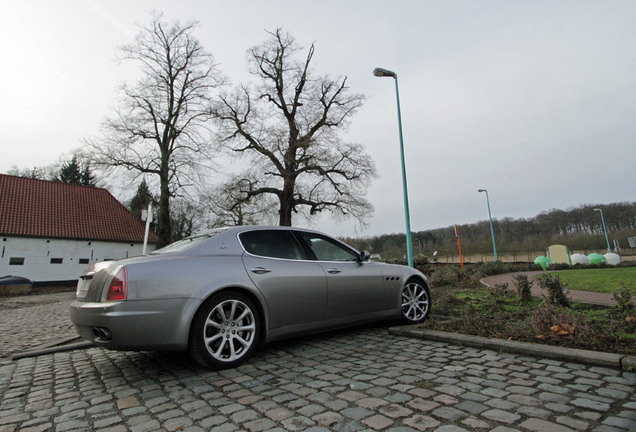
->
239;230;304;260
296;232;359;262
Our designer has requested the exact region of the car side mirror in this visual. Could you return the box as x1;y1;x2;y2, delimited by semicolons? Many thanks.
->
359;251;371;261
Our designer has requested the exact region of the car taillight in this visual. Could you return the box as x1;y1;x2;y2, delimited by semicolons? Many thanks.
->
106;266;127;301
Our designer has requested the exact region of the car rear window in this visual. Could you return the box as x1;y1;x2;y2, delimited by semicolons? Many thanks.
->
151;229;226;254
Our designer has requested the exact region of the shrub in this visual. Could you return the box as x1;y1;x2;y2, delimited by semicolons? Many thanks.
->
430;265;467;286
531;301;591;338
612;284;636;315
537;274;570;307
514;274;533;303
486;284;513;308
468;262;514;277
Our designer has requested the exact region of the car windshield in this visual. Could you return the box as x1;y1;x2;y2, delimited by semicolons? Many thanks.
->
150;229;226;254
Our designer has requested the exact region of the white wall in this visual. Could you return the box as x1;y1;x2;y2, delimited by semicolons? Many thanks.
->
0;237;155;282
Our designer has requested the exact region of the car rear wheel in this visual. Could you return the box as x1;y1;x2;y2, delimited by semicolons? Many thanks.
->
401;279;431;323
189;292;261;369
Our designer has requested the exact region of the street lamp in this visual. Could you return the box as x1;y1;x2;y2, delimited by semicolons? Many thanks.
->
594;208;611;253
478;189;498;262
373;67;414;267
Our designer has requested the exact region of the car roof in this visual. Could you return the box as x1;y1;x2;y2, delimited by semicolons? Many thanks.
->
205;225;359;252
197;225;325;236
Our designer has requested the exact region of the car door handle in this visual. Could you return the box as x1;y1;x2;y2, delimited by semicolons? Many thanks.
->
327;268;341;274
251;267;272;274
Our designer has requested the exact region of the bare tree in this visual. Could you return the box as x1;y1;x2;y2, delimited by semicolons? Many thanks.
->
202;177;278;227
87;13;223;247
6;166;47;179
213;28;376;227
170;199;204;241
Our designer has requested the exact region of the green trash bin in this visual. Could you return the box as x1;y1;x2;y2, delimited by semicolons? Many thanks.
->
533;256;552;271
588;253;606;265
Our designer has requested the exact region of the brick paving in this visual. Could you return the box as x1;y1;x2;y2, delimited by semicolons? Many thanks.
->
1;292;635;431
0;292;76;358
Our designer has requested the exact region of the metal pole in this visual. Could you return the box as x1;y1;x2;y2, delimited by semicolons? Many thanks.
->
393;77;414;268
455;224;464;269
142;203;152;255
595;208;611;253
479;189;498;262
373;67;414;267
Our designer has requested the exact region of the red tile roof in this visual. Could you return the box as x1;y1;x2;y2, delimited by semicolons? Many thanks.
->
0;174;157;243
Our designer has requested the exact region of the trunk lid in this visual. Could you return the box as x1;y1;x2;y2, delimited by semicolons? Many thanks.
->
75;261;117;302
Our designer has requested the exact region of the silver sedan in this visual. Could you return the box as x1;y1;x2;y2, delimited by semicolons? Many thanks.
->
70;226;431;369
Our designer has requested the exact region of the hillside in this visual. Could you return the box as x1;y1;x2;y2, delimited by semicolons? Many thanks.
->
342;202;636;261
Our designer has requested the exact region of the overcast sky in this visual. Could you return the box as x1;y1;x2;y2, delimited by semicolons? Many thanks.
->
2;0;635;238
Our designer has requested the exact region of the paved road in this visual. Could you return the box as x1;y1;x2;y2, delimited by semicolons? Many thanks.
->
1;292;635;432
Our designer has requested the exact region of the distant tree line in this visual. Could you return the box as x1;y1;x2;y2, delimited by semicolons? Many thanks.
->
7;154;96;186
342;202;636;260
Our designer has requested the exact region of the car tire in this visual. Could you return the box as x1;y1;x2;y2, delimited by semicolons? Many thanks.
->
401;278;431;323
189;291;261;369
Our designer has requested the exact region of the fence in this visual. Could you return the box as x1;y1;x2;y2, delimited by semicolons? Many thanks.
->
437;248;636;264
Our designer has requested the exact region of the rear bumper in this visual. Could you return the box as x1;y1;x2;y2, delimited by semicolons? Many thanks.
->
69;297;201;352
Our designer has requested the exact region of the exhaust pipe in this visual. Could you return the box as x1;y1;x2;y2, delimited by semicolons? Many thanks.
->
91;327;112;341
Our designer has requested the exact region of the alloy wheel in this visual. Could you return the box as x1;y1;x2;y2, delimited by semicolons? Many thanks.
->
401;281;430;322
203;299;256;362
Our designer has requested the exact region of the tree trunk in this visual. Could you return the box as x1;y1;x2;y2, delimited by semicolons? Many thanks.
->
278;179;294;226
157;162;172;247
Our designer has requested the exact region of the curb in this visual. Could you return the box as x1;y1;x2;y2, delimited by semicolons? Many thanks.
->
389;326;636;371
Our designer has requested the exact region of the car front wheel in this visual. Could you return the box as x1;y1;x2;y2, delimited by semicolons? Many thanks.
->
401;279;431;323
189;292;261;369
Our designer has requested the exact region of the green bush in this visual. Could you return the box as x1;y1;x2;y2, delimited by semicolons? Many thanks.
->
612;284;636;315
514;274;533;303
429;262;542;288
488;283;511;304
430;265;468;286
537;274;571;307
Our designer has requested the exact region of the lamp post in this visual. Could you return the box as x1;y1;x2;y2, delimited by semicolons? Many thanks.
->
478;189;498;262
373;67;414;267
594;208;611;253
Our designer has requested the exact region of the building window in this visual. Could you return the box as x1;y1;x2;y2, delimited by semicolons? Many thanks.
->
9;257;25;265
79;258;89;264
50;258;63;264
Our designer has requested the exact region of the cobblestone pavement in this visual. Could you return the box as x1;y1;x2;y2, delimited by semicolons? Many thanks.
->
0;292;76;358
1;293;635;432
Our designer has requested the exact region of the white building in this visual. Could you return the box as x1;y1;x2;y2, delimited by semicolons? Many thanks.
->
0;174;157;282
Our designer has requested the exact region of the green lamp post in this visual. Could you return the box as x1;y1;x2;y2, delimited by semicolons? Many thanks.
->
373;67;414;267
594;208;611;253
478;188;498;262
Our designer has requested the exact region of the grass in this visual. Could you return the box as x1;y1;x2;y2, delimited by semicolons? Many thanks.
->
429;284;636;355
426;264;636;355
545;267;636;294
